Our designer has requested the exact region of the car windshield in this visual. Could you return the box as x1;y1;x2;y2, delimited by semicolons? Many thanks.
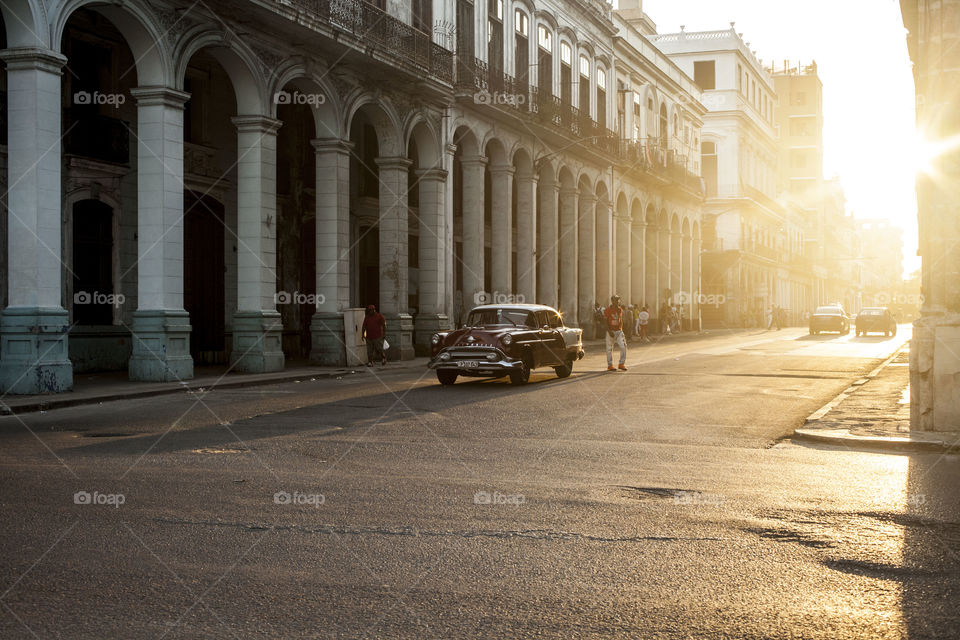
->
815;306;842;315
466;308;534;328
860;309;883;316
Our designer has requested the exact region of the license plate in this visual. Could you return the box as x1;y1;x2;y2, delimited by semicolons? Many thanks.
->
457;360;479;368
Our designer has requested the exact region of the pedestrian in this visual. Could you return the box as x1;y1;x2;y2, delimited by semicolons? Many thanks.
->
604;294;628;371
660;302;671;335
638;305;650;342
766;305;775;330
361;304;387;366
633;304;641;337
594;302;605;340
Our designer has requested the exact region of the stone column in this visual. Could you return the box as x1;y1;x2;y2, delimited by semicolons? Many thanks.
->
489;164;514;296
692;235;702;331
443;143;457;321
631;221;645;307
615;215;631;302
415;168;451;353
577;192;597;332
558;187;578;324
310;139;351;366
127;86;193;382
377;156;414;360
658;228;671;303
0;48;73;393
645;224;658;311
595;199;612;302
460;156;487;306
537;180;559;309
515;170;537;303
681;231;692;330
670;231;683;302
230;116;284;373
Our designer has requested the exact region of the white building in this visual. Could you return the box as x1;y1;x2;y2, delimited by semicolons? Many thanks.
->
0;0;706;394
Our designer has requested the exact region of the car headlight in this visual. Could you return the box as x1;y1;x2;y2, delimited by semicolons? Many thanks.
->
486;353;497;361
439;352;451;361
502;333;513;346
431;333;441;345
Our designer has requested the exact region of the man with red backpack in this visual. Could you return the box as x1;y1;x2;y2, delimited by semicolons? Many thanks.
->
604;294;628;371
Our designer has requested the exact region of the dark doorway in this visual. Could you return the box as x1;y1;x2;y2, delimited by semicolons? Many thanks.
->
72;199;113;325
183;190;226;364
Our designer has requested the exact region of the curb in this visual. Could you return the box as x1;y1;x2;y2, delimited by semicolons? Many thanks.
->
803;346;906;423
0;361;427;417
791;428;957;453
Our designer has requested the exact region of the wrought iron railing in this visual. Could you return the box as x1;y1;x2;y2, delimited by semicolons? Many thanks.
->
287;0;453;83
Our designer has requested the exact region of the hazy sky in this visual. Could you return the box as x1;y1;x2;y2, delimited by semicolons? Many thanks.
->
634;0;918;277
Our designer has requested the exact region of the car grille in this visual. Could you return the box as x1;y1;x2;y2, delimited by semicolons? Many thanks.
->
445;346;502;360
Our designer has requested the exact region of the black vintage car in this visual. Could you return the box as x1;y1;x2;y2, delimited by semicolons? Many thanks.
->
856;307;897;336
428;304;585;385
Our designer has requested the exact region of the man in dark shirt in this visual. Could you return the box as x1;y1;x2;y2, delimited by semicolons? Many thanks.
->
361;304;387;366
604;295;627;371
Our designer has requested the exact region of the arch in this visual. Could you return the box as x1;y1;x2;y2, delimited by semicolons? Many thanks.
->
176;27;266;114
344;94;403;157
270;63;341;139
0;0;44;48
616;192;628;216
536;156;557;186
406;115;442;170
535;9;559;31
484;136;509;168
512;146;534;178
682;217;691;237
558;165;576;190
453;125;480;158
56;0;169;85
670;212;680;233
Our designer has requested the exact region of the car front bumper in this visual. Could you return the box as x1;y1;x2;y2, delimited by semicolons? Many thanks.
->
428;346;524;375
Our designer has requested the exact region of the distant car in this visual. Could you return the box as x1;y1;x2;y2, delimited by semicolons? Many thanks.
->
856;307;897;337
809;305;851;335
428;304;584;385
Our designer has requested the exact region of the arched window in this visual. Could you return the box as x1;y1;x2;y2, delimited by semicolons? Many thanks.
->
578;55;590;113
538;26;553;96
596;67;607;128
658;103;668;146
701;141;718;197
560;41;572;104
514;9;529;83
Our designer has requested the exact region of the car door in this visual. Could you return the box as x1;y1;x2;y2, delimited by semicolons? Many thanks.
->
544;311;571;364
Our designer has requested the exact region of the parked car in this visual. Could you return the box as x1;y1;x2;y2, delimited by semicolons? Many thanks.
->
809;305;851;335
856;307;897;336
428;304;584;385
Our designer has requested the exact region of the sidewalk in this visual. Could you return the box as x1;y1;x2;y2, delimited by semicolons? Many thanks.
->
794;345;960;453
0;357;431;416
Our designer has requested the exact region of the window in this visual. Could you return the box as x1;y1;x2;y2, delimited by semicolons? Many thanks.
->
596;67;606;90
579;55;590;77
596;67;607;128
737;64;743;93
579;55;590;113
412;0;432;34
793;91;806;105
701;141;717;196
538;25;551;50
560;42;572;104
693;60;716;90
560;41;571;64
514;9;527;36
490;0;502;20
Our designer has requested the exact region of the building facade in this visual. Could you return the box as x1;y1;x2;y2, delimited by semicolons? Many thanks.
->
901;0;960;431
0;0;706;394
653;25;815;328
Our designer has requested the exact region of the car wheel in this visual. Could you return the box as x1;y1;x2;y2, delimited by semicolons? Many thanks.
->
510;353;533;386
437;370;457;385
554;357;574;379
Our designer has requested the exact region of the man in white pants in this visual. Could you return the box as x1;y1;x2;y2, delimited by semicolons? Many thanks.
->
604;294;628;371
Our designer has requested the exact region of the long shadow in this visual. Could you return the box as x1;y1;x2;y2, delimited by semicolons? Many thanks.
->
61;368;608;457
795;333;845;342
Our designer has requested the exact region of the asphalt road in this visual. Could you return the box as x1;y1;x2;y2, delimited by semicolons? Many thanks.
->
2;326;958;639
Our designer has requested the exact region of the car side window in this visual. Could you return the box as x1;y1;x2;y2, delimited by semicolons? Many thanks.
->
549;313;562;328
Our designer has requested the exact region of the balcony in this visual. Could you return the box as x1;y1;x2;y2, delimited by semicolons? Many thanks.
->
282;0;453;83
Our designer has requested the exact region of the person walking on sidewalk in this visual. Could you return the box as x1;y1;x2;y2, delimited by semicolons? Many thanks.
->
638;305;650;342
604;295;628;371
362;304;387;366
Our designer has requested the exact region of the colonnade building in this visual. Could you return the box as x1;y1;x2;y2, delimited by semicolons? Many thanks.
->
0;0;705;394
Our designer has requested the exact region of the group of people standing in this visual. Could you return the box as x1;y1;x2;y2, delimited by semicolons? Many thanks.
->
593;300;685;343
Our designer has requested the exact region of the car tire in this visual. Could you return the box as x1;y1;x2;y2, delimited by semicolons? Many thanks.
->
554;357;574;379
437;370;458;386
510;353;533;386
